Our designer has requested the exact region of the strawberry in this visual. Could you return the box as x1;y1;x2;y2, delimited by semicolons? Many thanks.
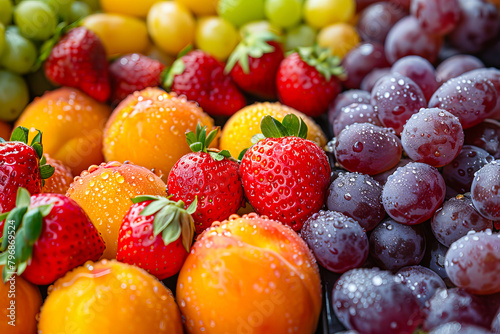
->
239;114;331;231
44;26;110;102
0;188;105;284
225;32;284;100
163;50;246;117
276;46;344;117
0;127;54;213
109;53;166;105
116;195;196;280
167;125;245;234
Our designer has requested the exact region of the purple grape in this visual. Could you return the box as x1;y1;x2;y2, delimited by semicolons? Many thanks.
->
423;288;491;331
382;162;446;225
464;119;500;159
371;72;427;134
370;219;426;271
449;0;500;54
401;108;464;167
442;145;494;196
445;230;500;295
432;196;493;247
464;68;500;119
357;2;407;44
372;158;412;185
397;265;446;307
333;268;423;334
301;211;369;273
436;55;485;85
471;161;500;221
392;55;439;101
422;235;450;280
334;123;402;175
356;0;382;12
429;322;492;334
328;90;371;126
428;74;498;129
410;0;461;35
333;103;382;137
360;67;391;92
385;16;443;64
326;172;385;231
389;0;411;11
342;43;390;90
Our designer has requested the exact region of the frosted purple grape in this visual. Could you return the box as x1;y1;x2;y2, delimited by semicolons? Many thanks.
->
429;322;492;334
357;2;406;44
431;196;493;247
371;72;427;135
360;67;391;92
391;56;439;101
397;265;446;307
436;55;485;85
326;172;385;231
471;160;500;221
410;0;460;35
464;119;500;159
369;219;426;271
382;162;446;225
333;103;382;137
328;90;371;126
342;43;389;89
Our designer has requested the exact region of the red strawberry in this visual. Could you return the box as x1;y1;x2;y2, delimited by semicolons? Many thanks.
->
109;53;166;105
167;125;244;234
276;46;344;117
0;189;105;284
225;32;284;100
0;127;54;213
44;26;110;102
163;50;246;117
239;115;331;231
117;195;196;280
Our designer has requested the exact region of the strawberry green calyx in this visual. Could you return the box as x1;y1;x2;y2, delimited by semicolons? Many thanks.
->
224;31;280;74
252;113;308;144
297;45;346;81
5;126;55;182
131;195;197;252
0;188;54;282
162;44;193;90
186;124;232;161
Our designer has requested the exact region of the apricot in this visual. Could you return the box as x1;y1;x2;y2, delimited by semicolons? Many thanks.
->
66;161;166;259
42;154;73;194
103;87;215;181
176;213;322;334
0;269;42;334
38;260;183;334
15;87;111;175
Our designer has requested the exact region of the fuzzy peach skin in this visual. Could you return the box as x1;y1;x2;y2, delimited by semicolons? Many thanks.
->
66;161;166;259
15;87;111;175
176;213;322;334
0;268;42;334
38;260;183;334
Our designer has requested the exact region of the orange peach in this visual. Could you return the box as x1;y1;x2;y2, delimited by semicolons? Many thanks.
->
42;154;73;194
103;87;215;182
38;260;183;334
15;87;111;175
0;269;42;334
66;161;167;259
176;213;322;334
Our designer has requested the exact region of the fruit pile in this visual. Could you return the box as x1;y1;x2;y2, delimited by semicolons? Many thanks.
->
0;0;500;333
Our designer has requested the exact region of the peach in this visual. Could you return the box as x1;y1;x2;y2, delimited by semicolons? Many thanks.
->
176;213;322;334
15;87;111;175
42;154;73;194
0;269;42;334
66;161;167;259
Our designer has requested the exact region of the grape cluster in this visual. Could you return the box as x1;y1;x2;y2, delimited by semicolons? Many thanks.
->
317;2;500;332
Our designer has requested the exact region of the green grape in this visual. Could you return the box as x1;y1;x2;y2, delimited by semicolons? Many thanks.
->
0;23;5;56
304;0;355;29
14;1;58;40
0;0;14;25
217;0;265;27
285;24;316;51
0;28;37;74
239;20;282;38
69;1;90;22
265;0;303;28
79;0;98;11
0;70;29;122
34;0;74;21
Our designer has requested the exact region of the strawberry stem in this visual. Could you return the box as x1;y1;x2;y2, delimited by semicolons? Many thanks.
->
186;124;233;161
